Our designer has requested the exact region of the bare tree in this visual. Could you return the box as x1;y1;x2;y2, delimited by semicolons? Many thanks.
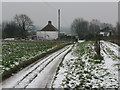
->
14;14;34;38
71;18;89;40
71;18;102;40
2;21;21;39
89;19;100;33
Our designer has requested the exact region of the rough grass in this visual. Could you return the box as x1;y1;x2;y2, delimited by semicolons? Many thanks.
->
51;44;74;87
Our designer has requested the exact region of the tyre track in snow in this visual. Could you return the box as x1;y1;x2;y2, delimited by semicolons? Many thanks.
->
100;42;113;59
100;41;119;88
101;41;119;58
14;46;70;88
1;45;73;88
26;45;73;88
100;41;119;60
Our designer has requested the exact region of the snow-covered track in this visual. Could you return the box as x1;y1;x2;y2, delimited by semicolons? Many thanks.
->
1;45;73;88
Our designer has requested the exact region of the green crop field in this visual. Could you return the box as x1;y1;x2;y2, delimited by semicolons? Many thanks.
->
1;40;67;75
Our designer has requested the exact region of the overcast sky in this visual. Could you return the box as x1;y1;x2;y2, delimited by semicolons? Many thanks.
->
2;2;118;29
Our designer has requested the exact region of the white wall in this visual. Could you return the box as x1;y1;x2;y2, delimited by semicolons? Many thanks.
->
37;31;58;40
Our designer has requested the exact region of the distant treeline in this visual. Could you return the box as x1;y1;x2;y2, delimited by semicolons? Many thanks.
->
2;15;120;43
71;18;120;41
2;14;35;39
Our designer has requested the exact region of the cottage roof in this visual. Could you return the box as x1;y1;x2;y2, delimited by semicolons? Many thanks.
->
100;29;112;32
41;21;58;31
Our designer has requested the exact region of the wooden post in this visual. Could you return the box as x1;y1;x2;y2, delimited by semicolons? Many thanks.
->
95;32;101;58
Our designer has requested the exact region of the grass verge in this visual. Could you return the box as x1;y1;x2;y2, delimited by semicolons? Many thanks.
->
51;44;74;88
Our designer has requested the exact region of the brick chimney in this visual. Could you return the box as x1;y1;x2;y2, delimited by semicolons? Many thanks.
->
48;21;52;24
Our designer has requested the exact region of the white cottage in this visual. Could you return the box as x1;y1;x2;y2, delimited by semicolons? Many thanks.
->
99;30;112;37
37;21;59;40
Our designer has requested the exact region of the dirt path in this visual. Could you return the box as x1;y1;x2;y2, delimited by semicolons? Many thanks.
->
0;45;73;89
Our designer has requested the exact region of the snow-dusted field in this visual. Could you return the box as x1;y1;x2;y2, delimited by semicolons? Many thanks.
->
1;40;64;74
53;41;120;88
1;40;119;89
